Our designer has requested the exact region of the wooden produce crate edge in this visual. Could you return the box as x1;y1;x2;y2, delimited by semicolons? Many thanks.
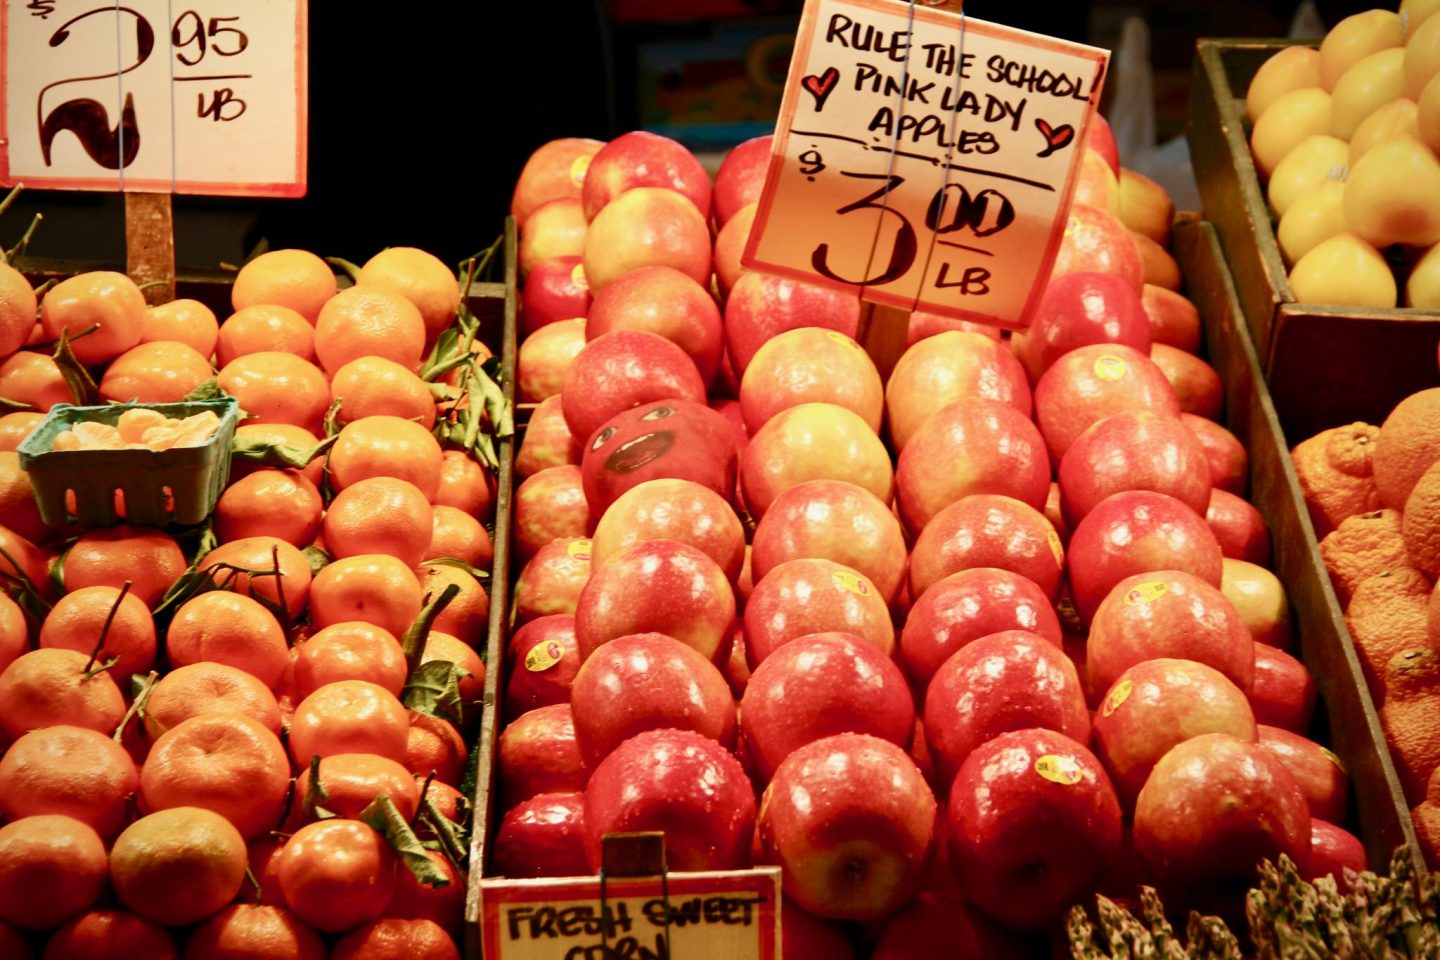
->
1173;219;1422;876
464;216;521;959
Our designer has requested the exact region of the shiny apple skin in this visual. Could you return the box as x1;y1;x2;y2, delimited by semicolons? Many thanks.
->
560;330;706;443
1090;657;1257;811
741;632;914;783
895;397;1051;533
1251;645;1317;734
1304;820;1367;890
884;331;1032;453
1058;410;1212;527
513;538;592;625
724;272;861;376
946;728;1122;931
740;402;894;521
585;265;723;386
923;631;1090;789
1258;724;1349;824
581;130;711;220
908;494;1065;601
574;540;734;664
1206;488;1271;565
580;399;739;515
713;135;771;228
758;733;935;923
492;792;589;879
504;615;580;720
512;465;592;560
899;568;1063;690
582;728;755;872
497;704;586;812
1018;271;1152;380
1034;343;1181;463
1067;490;1224;624
570;632;737;770
590;478;744;583
743;558;894;668
1183;413;1248;495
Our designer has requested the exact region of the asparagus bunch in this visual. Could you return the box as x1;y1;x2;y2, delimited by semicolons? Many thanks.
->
1068;848;1440;959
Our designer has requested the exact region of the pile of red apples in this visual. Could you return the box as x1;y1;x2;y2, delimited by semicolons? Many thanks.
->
494;122;1364;955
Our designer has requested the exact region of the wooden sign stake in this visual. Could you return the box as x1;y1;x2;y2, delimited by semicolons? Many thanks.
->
124;192;175;305
600;833;667;878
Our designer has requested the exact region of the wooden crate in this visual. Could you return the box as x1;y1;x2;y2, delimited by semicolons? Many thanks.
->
1173;217;1420;873
1187;38;1440;441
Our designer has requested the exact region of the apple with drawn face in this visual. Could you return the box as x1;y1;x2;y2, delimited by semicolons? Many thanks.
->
579;399;739;515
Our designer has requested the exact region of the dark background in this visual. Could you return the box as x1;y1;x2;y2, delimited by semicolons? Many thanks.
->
5;0;1375;271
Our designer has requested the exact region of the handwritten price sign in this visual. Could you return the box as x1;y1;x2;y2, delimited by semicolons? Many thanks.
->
1;0;306;196
744;0;1108;329
481;869;780;960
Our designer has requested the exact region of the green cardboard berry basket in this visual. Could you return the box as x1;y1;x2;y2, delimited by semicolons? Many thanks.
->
17;397;241;528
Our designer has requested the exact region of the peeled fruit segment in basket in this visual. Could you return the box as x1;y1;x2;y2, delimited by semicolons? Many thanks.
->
50;410;220;453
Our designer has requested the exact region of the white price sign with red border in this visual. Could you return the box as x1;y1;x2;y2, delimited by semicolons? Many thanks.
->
1;0;306;196
744;0;1108;329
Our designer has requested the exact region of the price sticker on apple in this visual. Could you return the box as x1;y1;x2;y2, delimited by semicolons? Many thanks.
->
1;0;307;195
480;868;781;960
744;0;1108;328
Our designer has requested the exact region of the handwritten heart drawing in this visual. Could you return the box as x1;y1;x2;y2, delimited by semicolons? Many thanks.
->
802;67;840;112
1034;118;1075;158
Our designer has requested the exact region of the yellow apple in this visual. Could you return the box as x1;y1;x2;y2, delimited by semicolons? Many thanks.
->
1288;233;1397;307
1405;241;1440;307
1403;0;1440;35
1221;558;1293;651
1248;47;1323;124
1343;135;1440;247
1277;179;1347;266
1405;11;1440;98
1267;135;1349;217
1320;10;1404;91
1419;71;1440;154
1117;168;1174;245
1349;98;1420;163
1251;88;1333;178
1330;48;1406;140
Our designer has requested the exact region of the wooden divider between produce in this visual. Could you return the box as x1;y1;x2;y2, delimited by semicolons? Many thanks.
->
464;217;521;959
1187;39;1440;440
1173;218;1422;874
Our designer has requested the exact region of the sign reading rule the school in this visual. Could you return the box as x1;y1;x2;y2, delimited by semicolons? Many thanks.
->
745;0;1109;329
1;0;307;196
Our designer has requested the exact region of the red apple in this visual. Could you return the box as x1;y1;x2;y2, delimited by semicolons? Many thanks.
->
1184;414;1248;495
923;631;1090;789
514;538;592;625
1087;569;1254;695
492;792;589;879
1151;343;1223;420
581;131;711;221
1133;733;1311;903
870;890;1022;958
899;568;1063;690
884;331;1032;452
1058;409;1212;526
1222;558;1294;651
517;395;583;477
570;632;736;769
1034;343;1180;463
582;187;711;291
512;465;593;560
1133;231;1181;290
1066;491;1224;624
497;704;586;811
709;396;747;445
1258;725;1348;824
574;540;734;663
583;728;754;872
740;328;883;433
1044;481;1068;542
521;256;591;337
1141;285;1202;352
1207;489;1271;565
782;897;856;960
1251;645;1317;734
1085;113;1120;176
724;272;861;375
520;198;587;276
517;318;586;403
713;203;756;295
713;135;771;227
908;495;1064;601
585;265;723;386
560;330;706;443
590;478;743;584
721;622;750;698
895;398;1050;533
744;558;893;667
1118;168;1175;245
751;479;907;604
1050;203;1145;293
1017;271;1151;380
740;403;894;520
512;137;605;222
580;399;739;515
741;632;914;783
1073;148;1120;213
504;615;580;719
947;729;1122;931
759;733;935;921
905;311;1003;347
1304;820;1367;890
1090;658;1257;809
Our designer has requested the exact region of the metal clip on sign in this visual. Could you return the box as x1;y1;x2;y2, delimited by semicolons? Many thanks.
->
599;833;672;956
